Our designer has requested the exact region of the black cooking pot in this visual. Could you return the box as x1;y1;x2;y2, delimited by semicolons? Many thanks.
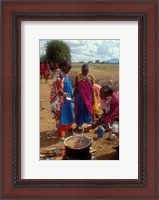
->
64;135;93;159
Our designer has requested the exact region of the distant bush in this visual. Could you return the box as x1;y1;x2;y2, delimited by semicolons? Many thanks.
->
95;60;100;63
46;40;71;63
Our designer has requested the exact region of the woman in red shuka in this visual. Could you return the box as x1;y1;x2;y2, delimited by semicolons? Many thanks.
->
43;60;50;83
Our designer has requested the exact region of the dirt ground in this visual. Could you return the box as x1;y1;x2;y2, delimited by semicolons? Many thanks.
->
40;78;119;160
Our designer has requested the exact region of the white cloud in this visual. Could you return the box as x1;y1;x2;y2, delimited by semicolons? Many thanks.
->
40;39;119;62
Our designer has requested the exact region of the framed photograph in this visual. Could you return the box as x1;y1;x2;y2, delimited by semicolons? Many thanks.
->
1;0;158;199
39;38;120;162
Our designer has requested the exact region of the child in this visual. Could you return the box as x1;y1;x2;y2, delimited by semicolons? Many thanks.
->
50;61;74;141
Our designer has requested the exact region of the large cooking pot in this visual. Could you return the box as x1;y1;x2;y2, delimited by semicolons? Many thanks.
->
64;135;93;159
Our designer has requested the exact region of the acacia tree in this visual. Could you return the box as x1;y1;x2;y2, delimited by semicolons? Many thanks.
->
46;40;71;64
95;60;100;63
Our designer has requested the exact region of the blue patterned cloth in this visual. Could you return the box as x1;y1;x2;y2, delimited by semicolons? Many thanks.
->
75;91;93;126
60;76;74;125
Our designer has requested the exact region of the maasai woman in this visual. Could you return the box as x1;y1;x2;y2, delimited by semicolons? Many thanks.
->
74;64;95;129
43;60;50;83
93;83;109;113
40;61;44;80
87;84;119;133
91;84;119;128
49;62;54;79
99;84;119;124
50;61;74;141
93;83;101;118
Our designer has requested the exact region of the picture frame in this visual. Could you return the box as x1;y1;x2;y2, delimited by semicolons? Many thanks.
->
1;0;158;199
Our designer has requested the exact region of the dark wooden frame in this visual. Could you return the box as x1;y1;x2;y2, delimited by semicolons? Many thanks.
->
1;0;158;199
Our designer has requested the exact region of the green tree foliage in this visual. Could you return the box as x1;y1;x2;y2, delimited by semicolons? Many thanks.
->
40;55;47;63
95;60;100;63
46;40;71;63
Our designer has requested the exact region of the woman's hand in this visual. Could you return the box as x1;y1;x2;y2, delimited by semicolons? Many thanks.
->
58;90;68;99
72;97;75;103
63;93;68;98
91;123;97;129
58;90;64;96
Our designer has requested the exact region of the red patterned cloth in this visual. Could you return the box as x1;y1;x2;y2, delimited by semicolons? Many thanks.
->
43;63;50;79
54;62;59;70
40;63;44;76
104;92;119;124
57;124;72;137
50;69;64;126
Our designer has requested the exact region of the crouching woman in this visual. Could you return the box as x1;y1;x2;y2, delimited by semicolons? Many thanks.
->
88;84;119;135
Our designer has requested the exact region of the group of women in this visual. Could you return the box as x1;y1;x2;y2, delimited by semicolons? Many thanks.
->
40;61;50;82
49;60;119;141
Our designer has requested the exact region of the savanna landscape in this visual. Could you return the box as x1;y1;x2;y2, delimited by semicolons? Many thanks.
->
40;62;119;160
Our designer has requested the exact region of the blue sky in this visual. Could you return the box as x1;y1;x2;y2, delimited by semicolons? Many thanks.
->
40;39;119;62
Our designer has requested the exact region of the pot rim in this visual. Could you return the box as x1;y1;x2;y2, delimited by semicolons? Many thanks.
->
64;135;93;150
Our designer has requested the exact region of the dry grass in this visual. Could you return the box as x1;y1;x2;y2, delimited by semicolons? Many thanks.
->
69;62;119;91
